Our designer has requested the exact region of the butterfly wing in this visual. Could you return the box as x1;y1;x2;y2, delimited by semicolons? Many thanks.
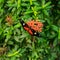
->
20;20;40;37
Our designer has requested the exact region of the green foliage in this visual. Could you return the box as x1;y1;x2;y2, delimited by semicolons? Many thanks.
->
0;0;60;60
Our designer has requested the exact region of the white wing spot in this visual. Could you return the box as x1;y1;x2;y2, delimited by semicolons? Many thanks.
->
23;23;25;26
34;32;37;35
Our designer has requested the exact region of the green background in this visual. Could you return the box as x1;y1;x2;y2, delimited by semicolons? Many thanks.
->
0;0;60;60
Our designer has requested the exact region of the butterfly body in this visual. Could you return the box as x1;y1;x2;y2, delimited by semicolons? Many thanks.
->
20;20;41;37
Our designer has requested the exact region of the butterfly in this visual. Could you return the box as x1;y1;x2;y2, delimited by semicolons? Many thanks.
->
20;20;41;37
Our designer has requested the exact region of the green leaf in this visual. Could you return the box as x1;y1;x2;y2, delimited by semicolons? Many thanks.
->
44;2;51;8
14;23;21;28
24;10;33;14
43;9;49;16
51;25;58;32
58;28;60;40
8;41;14;45
53;38;58;47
